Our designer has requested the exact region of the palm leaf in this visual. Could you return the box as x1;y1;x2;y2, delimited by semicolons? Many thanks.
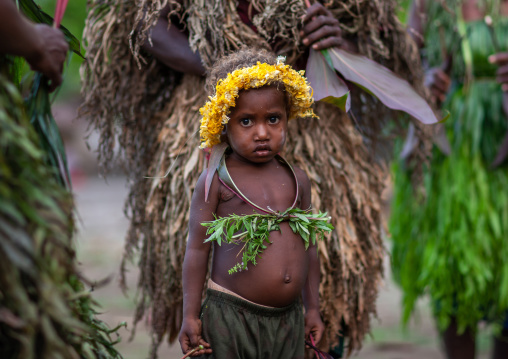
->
306;48;350;112
309;47;440;124
326;47;439;124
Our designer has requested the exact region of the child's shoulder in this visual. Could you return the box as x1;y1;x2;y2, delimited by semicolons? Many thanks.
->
192;167;221;205
286;162;311;206
289;163;310;187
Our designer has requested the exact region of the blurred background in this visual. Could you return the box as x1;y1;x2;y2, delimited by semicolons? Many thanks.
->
38;0;496;357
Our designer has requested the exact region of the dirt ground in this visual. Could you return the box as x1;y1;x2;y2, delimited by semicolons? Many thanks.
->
73;175;494;359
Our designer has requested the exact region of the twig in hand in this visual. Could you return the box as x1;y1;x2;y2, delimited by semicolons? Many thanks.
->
180;345;204;359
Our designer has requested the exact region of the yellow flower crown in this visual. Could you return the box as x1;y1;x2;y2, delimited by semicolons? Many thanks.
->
199;57;317;149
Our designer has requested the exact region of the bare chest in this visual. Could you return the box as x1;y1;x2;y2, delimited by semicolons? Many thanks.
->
216;164;299;215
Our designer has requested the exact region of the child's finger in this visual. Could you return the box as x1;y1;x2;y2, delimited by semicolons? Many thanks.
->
312;329;323;344
198;338;211;349
188;333;201;348
180;339;191;354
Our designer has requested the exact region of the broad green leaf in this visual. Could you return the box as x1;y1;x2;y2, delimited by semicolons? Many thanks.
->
310;227;316;246
326;47;440;125
305;49;350;112
227;224;235;239
293;212;310;223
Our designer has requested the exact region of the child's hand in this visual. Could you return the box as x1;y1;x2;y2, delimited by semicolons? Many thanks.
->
304;309;325;345
300;2;344;51
178;318;212;357
489;52;508;92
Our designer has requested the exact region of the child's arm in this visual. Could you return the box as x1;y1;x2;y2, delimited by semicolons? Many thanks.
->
298;169;325;344
178;170;220;357
303;244;324;344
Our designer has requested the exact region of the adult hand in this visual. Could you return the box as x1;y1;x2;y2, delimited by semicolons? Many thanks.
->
300;2;345;51
178;317;212;357
489;52;508;92
304;308;325;345
26;24;68;92
424;67;451;103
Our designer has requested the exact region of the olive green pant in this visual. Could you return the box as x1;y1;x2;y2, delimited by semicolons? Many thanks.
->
198;289;305;359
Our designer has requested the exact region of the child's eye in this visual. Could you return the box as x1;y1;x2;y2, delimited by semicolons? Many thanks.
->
240;118;252;126
268;116;280;124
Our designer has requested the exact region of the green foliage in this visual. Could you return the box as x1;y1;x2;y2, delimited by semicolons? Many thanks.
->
397;0;411;24
26;73;71;188
0;72;124;358
202;208;333;275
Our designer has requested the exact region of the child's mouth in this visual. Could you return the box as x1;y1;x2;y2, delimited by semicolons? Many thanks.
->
254;145;271;155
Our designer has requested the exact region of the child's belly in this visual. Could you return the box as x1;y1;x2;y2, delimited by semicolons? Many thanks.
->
211;222;310;307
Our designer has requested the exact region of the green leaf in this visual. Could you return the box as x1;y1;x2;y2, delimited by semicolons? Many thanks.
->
299;223;310;235
227;223;235;239
293;213;310;223
310;227;316;246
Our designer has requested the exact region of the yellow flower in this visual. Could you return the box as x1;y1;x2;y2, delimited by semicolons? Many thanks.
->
199;61;318;149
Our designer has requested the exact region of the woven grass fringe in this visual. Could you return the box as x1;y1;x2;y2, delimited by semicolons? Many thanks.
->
80;0;432;357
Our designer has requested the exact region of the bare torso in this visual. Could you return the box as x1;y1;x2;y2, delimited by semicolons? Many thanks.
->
210;155;310;307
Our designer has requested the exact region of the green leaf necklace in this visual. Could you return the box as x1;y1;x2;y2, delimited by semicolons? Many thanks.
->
202;152;334;274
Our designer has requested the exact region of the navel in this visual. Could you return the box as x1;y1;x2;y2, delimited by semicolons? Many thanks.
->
284;273;292;283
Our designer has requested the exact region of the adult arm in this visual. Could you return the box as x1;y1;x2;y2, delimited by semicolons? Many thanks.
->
178;170;218;357
0;0;68;91
141;5;205;76
298;168;325;345
407;0;426;48
408;0;451;103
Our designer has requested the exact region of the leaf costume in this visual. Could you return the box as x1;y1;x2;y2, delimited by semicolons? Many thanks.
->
81;0;428;355
390;0;508;332
0;2;122;358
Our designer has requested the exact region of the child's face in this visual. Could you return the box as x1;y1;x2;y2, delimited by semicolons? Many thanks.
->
226;86;288;163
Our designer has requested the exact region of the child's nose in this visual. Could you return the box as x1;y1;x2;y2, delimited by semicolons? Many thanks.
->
255;123;269;140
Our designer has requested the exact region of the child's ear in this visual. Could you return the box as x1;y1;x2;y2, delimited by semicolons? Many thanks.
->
220;126;229;144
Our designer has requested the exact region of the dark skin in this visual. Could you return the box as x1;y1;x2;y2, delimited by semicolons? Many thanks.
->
408;1;508;358
0;0;68;91
142;1;351;76
179;87;324;357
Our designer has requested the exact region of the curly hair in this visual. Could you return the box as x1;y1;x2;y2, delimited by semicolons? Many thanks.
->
206;47;277;93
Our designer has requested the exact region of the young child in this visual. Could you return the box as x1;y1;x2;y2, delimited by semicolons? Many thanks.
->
178;48;331;358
